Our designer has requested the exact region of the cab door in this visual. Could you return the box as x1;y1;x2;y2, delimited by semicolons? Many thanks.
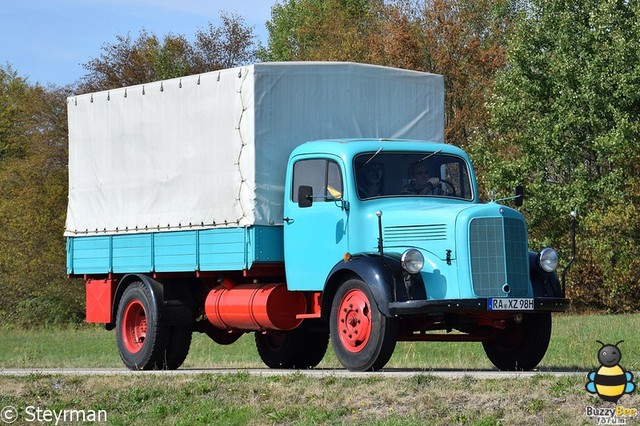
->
283;156;349;291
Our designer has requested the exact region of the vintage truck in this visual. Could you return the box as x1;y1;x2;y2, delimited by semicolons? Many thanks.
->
65;62;570;371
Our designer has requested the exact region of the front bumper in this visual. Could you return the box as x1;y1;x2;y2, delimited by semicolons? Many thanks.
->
388;297;570;316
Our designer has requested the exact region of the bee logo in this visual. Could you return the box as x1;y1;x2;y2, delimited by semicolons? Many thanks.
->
586;340;636;403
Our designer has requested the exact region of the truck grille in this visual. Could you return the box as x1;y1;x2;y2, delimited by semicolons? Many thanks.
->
469;217;529;297
384;224;447;243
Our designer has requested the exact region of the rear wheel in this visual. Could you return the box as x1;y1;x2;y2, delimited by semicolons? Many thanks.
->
165;326;192;370
116;282;168;370
330;278;397;371
255;320;329;369
483;313;552;371
116;281;192;370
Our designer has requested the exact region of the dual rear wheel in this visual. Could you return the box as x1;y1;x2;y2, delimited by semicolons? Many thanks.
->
116;282;191;370
255;319;329;369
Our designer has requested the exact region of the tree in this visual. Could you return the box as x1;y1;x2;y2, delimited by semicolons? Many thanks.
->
367;1;427;70
263;0;517;149
79;30;192;91
0;66;30;161
0;66;80;324
80;12;257;92
193;13;257;70
264;0;385;62
477;0;640;311
419;0;518;148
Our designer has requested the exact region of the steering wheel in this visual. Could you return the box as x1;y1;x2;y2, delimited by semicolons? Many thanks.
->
418;179;456;196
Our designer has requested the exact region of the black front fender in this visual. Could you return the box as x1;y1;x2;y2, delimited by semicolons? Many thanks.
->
529;252;562;297
322;253;425;318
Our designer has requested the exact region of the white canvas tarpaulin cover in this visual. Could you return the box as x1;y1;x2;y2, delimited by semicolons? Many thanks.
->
65;62;445;236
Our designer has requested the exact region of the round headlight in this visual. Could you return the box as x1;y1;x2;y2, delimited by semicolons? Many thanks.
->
538;248;559;272
401;249;424;274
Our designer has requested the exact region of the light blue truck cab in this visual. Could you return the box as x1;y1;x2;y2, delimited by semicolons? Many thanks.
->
281;139;569;371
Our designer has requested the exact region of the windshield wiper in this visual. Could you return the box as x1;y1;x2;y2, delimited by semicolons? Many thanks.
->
417;149;442;163
363;147;384;166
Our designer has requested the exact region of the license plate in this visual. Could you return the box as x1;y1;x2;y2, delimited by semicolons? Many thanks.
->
487;298;534;311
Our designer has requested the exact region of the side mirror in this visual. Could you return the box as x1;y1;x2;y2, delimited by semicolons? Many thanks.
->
514;185;524;207
298;185;313;208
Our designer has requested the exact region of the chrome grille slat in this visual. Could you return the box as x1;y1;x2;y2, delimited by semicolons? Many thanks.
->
384;224;447;243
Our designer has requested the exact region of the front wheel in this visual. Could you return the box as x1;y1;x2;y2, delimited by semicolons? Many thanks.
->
330;278;397;371
482;313;552;371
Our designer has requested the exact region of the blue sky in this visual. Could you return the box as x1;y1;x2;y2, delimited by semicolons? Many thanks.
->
0;0;276;87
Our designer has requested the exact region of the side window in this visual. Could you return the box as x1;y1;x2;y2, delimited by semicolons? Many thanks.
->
327;161;343;199
440;159;471;200
292;159;343;203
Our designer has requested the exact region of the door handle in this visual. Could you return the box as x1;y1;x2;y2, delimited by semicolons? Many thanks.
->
283;217;294;224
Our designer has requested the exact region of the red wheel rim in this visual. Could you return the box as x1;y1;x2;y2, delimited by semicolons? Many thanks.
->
122;300;147;353
336;288;372;353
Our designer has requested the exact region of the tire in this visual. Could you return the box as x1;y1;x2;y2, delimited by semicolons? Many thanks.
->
329;278;397;371
482;313;552;371
165;326;192;370
255;319;329;369
116;281;170;370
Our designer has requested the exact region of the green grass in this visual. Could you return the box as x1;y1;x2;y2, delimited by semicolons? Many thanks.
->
1;315;639;425
1;313;639;370
1;372;638;425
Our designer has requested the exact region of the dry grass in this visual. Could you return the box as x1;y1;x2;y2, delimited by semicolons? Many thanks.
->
2;372;637;425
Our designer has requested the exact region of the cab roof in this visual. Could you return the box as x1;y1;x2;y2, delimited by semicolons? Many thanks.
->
290;139;470;162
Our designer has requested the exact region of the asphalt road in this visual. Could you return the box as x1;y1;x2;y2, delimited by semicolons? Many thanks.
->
0;368;588;379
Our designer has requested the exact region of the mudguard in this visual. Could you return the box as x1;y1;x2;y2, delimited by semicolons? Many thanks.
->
108;274;195;329
322;253;426;318
107;274;163;330
528;252;562;297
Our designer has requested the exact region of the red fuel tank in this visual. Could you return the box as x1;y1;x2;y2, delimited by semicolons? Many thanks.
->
205;283;307;331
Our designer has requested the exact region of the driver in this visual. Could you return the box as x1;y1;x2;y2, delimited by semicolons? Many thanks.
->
357;162;384;198
401;162;442;195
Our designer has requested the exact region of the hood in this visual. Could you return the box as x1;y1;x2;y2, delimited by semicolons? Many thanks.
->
366;199;478;227
356;199;474;261
360;199;523;262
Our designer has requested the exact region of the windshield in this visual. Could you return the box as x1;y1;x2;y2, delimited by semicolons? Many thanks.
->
354;152;473;200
